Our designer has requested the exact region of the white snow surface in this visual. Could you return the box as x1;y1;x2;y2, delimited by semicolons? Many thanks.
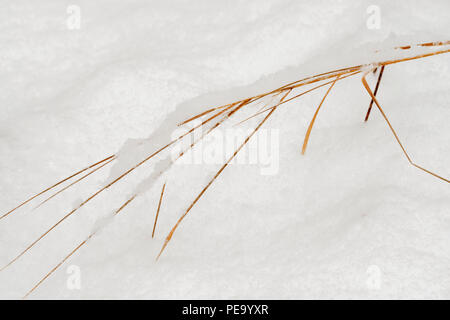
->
1;0;450;299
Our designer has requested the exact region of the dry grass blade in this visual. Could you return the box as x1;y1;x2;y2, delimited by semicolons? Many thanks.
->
23;195;137;299
152;183;166;238
0;155;115;221
301;75;340;155
156;90;291;260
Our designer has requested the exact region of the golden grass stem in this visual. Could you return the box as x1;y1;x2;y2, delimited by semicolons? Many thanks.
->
301;75;340;155
235;70;362;126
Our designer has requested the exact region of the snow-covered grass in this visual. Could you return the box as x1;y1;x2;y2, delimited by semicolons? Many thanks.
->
0;0;449;299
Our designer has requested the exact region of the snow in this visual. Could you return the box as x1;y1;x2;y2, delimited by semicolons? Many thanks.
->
0;0;449;299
